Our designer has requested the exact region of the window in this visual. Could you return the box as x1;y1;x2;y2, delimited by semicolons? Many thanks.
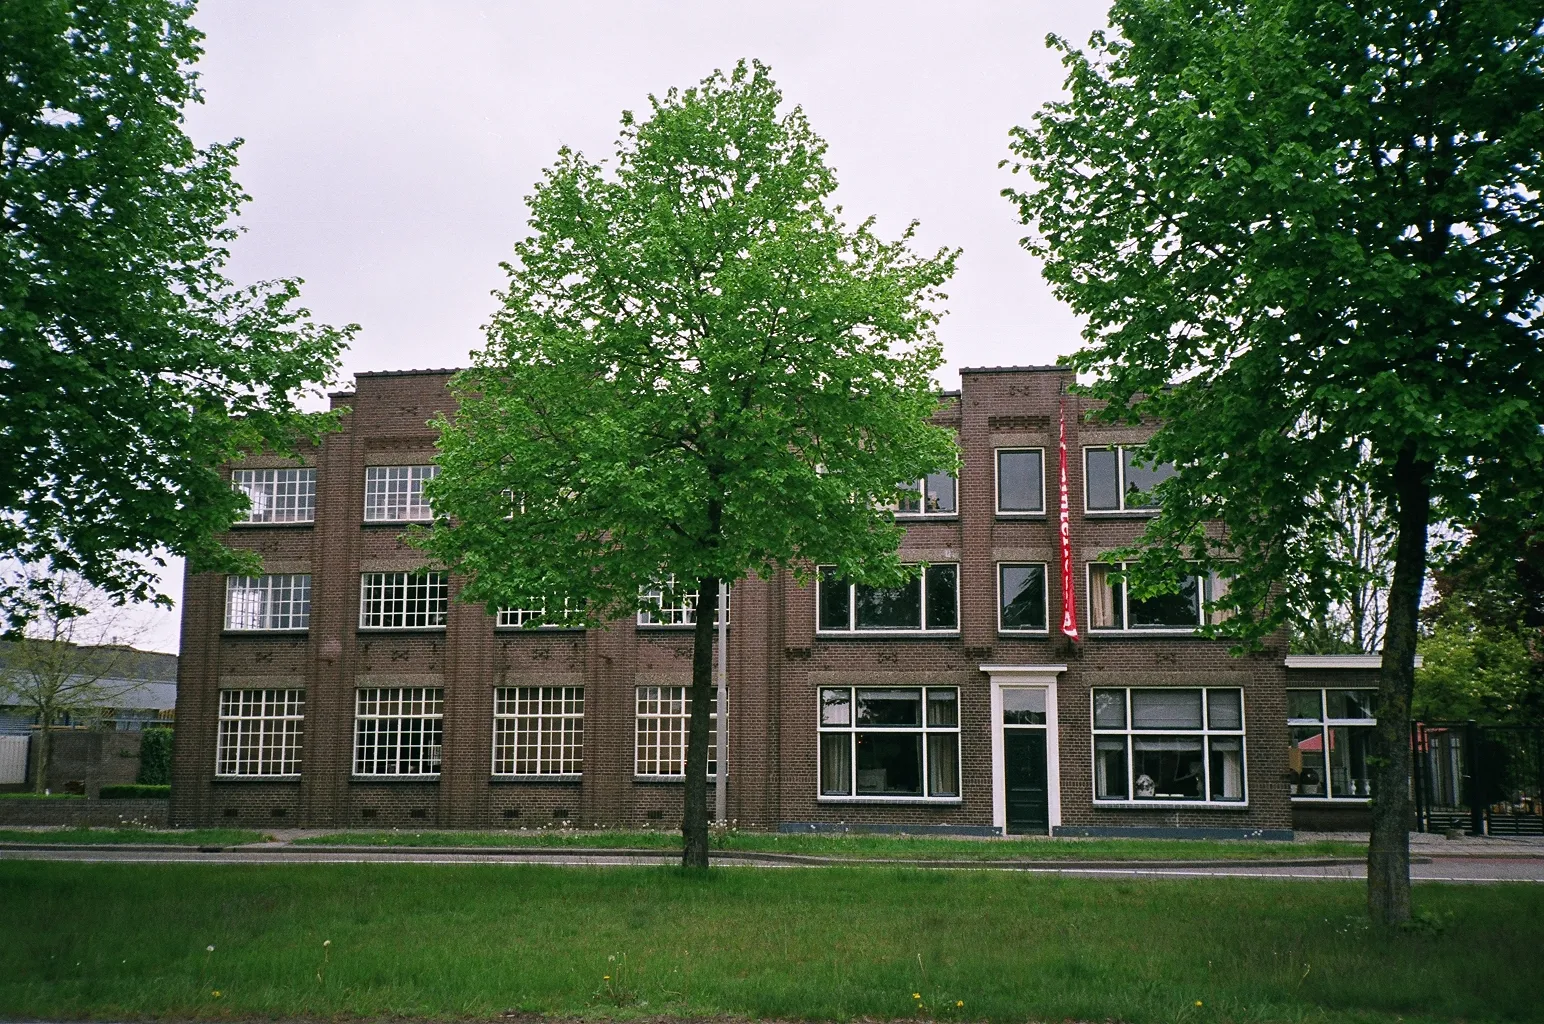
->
1084;446;1175;512
353;687;443;776
996;449;1045;514
359;572;448;629
231;469;315;523
896;472;957;516
216;689;304;777
1288;688;1376;799
817;564;959;633
497;598;584;629
998;563;1048;632
363;465;438;522
634;686;716;777
492;686;583;776
1092;688;1245;803
1087;563;1231;632
818;686;959;799
638;577;729;626
225;575;311;631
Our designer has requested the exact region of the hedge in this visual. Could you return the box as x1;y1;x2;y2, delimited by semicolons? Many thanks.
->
137;727;173;785
100;784;170;799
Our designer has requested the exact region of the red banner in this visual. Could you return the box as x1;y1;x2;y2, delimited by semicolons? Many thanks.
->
1059;398;1080;641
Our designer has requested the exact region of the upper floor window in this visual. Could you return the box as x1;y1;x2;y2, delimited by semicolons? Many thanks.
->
1085;446;1174;512
998;563;1048;633
817;564;958;634
1093;687;1245;803
231;469;315;524
364;465;438;522
1087;562;1229;632
638;576;729;627
995;449;1045;514
225;574;311;631
359;571;448;629
1288;688;1376;799
497;597;584;629
896;472;957;517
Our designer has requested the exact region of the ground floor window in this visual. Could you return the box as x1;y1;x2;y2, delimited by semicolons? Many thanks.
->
1092;687;1245;803
216;689;304;776
818;686;959;799
1288;688;1375;798
635;685;716;777
353;687;443;776
493;686;583;775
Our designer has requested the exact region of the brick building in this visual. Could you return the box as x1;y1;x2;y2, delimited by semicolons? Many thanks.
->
171;365;1379;837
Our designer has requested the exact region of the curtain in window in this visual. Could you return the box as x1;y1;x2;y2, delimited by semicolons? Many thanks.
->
1089;564;1118;628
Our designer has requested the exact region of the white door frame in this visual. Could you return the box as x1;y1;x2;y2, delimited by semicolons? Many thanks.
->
980;664;1066;834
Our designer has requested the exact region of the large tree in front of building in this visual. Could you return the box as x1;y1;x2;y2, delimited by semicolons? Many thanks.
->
421;61;958;868
1005;0;1544;923
0;1;353;631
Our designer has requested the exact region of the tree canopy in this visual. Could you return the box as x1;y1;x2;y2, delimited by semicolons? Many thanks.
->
0;0;353;630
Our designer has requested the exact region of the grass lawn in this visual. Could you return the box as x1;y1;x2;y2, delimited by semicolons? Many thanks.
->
1;862;1535;1023
299;828;1368;861
0;791;83;799
0;828;270;846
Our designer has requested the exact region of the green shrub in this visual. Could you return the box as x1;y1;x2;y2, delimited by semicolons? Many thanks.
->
99;784;170;799
136;727;173;785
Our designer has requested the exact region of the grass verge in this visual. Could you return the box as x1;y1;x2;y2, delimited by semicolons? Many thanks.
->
0;862;1535;1023
0;827;270;846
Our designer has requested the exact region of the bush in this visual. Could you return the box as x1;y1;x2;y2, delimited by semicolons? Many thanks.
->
100;784;170;799
136;728;173;785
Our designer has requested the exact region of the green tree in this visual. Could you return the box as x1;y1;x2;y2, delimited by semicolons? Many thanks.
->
420;60;958;869
1;0;353;630
1005;0;1544;923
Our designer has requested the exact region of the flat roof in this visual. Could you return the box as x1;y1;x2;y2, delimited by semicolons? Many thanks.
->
959;365;1066;374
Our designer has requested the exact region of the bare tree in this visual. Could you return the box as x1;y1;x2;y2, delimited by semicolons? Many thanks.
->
1293;475;1395;655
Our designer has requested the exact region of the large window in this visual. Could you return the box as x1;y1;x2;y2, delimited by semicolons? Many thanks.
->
1084;446;1175;512
817;564;959;633
497;598;584;629
225;575;311;631
1092;688;1245;803
1288;688;1376;799
634;686;716;778
492;686;583;776
231;469;315;524
359;572;448;629
818;686;959;799
996;449;1045;514
363;465;438;522
998;563;1048;632
353;687;443;776
1087;562;1231;632
638;577;729;627
896;472;957;516
216;689;304;777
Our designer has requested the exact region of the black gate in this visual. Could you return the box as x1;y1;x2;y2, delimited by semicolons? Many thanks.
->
1413;721;1544;836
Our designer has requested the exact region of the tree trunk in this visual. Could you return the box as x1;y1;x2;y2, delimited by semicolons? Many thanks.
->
1367;445;1431;925
681;574;720;870
32;714;52;794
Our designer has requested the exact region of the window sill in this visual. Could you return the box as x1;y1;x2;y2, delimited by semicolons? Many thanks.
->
636;624;731;631
817;796;963;805
995;511;1048;519
1291;796;1371;803
997;629;1051;637
230;521;315;529
633;774;718;784
222;629;309;637
894;515;960;523
356;626;447;633
349;774;441;782
360;519;435;526
815;631;962;639
1083;510;1159;518
1093;800;1249;810
213;775;301;782
1086;629;1207;637
495;626;586;633
492;774;583;783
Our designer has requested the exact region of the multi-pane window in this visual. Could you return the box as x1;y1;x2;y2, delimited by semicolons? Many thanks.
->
996;449;1045;514
1084;446;1175;512
638;577;729;627
497;598;584;629
1288;688;1376;799
998;563;1048;632
225;575;311;631
215;689;304;776
231;469;316;523
818;687;960;799
352;687;443;775
358;572;448;629
896;472;957;516
492;686;584;775
1087;562;1231;632
363;465;438;522
634;685;716;777
1092;688;1246;803
817;564;959;633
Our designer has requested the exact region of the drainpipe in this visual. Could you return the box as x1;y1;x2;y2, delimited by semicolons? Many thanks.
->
714;580;728;824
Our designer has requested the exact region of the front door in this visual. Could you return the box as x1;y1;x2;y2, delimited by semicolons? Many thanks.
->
1004;729;1049;835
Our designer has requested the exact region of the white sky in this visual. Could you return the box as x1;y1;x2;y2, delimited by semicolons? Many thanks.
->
127;0;1114;653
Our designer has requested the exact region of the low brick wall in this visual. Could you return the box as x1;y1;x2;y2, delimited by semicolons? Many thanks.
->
0;797;169;828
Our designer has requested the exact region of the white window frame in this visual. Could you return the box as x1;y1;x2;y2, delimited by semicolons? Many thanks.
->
352;687;444;777
634;685;717;779
894;471;958;518
363;465;439;522
996;562;1050;634
358;572;448;630
816;686;961;803
215;688;305;778
1082;445;1173;514
1287;688;1377;801
994;447;1046;516
1090;687;1248;807
637;576;729;627
1086;562;1231;634
497;598;584;629
231;468;316;524
815;563;961;635
492;686;584;777
225;574;311;632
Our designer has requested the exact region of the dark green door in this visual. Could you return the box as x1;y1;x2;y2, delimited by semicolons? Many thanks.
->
1005;730;1049;835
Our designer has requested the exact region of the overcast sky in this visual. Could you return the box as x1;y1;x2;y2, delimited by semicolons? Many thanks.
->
129;0;1114;653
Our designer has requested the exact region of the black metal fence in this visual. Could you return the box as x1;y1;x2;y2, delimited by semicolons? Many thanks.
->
1412;721;1544;835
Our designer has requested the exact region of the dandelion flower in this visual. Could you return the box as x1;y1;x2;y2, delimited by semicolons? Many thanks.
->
956;1001;964;1007
913;993;921;999
324;940;331;947
604;976;611;981
206;945;215;953
212;991;222;998
1195;1001;1203;1007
